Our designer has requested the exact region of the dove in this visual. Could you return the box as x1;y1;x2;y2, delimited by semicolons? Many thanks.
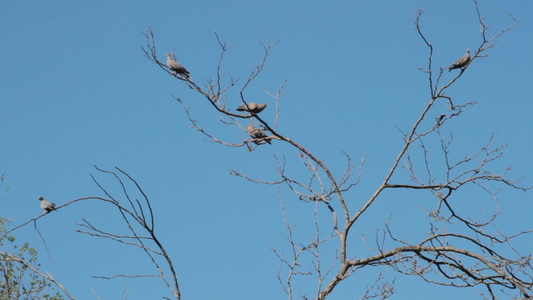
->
246;124;271;144
165;53;190;77
237;103;268;114
448;49;470;72
38;196;56;213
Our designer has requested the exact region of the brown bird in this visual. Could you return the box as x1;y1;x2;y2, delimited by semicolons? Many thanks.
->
246;124;271;144
448;49;470;72
237;103;268;114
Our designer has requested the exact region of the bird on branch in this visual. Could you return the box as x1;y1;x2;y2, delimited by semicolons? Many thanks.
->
165;53;190;78
448;49;470;72
38;196;56;213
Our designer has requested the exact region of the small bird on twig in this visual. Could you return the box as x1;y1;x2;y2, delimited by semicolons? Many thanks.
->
448;49;470;72
247;124;271;144
38;196;56;213
165;53;190;78
237;103;268;114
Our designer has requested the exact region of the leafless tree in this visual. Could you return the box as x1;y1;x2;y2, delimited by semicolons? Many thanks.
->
2;167;181;300
2;1;531;300
141;1;532;299
76;166;181;300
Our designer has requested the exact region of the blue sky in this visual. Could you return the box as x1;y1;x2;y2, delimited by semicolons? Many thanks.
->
1;0;532;299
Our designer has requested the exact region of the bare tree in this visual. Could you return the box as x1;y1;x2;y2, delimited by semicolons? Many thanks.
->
74;166;181;300
141;1;532;299
2;2;531;300
1;167;181;300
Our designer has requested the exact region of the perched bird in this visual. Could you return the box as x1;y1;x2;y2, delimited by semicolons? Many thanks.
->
237;103;268;114
246;124;271;144
165;53;190;77
448;49;470;72
437;113;446;124
38;196;56;213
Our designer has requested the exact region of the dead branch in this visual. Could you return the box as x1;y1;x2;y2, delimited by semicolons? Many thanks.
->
82;166;182;300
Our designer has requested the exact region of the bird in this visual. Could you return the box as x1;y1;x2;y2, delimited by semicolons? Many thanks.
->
38;196;56;213
165;53;190;77
246;124;271;144
236;103;268;114
448;49;470;72
437;113;446;123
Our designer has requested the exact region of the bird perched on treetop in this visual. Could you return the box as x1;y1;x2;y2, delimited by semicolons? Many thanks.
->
38;196;56;213
448;49;470;72
165;53;190;77
247;124;271;144
237;103;268;114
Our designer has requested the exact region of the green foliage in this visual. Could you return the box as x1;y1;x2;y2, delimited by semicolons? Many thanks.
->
0;219;65;300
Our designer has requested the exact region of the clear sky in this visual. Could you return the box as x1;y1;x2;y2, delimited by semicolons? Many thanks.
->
1;0;532;299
